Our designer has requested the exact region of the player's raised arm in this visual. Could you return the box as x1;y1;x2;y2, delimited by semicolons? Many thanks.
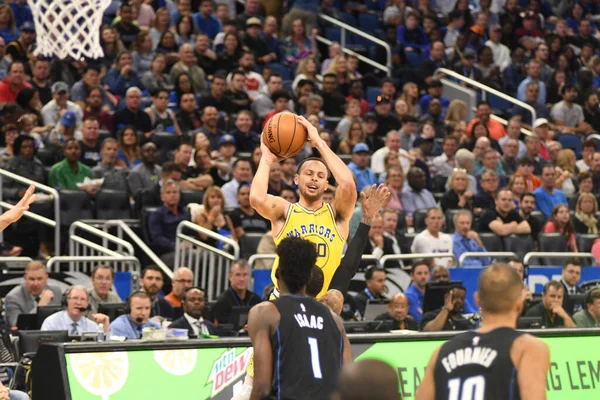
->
514;335;550;400
248;302;279;400
0;185;36;232
298;117;357;223
249;139;290;222
415;346;441;400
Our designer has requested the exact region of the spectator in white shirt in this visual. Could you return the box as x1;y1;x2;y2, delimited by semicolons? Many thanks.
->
411;208;454;267
221;158;253;207
432;136;458;178
371;130;411;175
484;24;511;72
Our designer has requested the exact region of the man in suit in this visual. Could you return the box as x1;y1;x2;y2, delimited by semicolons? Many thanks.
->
169;287;216;338
560;257;584;315
140;265;172;321
362;214;400;269
5;261;62;326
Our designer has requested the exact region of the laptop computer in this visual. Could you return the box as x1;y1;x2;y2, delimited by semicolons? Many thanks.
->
363;299;390;321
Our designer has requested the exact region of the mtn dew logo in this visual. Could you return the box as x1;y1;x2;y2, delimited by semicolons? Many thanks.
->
208;347;253;396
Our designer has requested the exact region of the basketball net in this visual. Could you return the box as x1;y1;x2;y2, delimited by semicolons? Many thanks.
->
27;0;111;59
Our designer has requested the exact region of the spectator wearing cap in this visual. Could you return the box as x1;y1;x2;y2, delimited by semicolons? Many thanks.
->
229;110;259;153
40;81;84;135
0;61;31;104
402;167;437;219
193;0;222;40
253;73;284;119
44;111;77;148
517;60;546;105
6;21;34;63
465;101;505;141
419;79;450;118
454;48;483;81
320;73;345;117
397;11;429;55
532;118;552;160
374;95;401;138
551;84;592;134
347;144;377;193
420;41;447;87
216;134;238;171
170;44;207;94
363;112;384;152
242;17;270;64
485;24;511;72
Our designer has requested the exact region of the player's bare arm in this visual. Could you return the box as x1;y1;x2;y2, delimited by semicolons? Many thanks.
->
415;346;441;400
513;334;550;400
298;117;357;235
0;185;36;232
249;139;290;232
361;184;391;224
333;313;353;364
248;302;280;400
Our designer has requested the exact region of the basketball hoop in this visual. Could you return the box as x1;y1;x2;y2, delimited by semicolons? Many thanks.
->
27;0;111;60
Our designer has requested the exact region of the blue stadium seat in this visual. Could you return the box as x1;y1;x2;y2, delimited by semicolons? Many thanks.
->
366;87;381;107
359;14;382;34
488;96;512;112
325;27;342;43
406;51;423;68
267;63;291;81
339;12;356;27
558;134;582;159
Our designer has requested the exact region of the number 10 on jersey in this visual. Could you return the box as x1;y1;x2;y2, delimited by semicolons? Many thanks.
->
448;375;485;400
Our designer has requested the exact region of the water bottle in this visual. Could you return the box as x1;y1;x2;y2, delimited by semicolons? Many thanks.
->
97;323;105;342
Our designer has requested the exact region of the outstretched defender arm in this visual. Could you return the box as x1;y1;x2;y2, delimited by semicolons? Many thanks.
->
248;302;280;400
298;117;357;225
0;185;36;232
249;140;289;224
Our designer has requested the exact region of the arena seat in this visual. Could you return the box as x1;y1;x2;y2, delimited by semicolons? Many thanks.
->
399;233;416;255
413;209;428;233
576;234;599;253
432;175;447;194
358;14;382;35
443;209;470;233
151;131;180;164
558;134;582;159
366;87;381;107
529;211;547;230
479;232;504;252
180;190;205;208
504;234;535;261
134;187;161;215
339;12;356;27
95;189;131;220
239;233;264;260
395;210;407;235
59;190;93;227
35;148;58;166
266;63;291;81
537;233;568;265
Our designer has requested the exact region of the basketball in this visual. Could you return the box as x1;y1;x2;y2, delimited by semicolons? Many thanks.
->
262;112;308;158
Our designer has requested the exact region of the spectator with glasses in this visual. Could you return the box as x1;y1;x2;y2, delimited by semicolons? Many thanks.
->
165;267;194;308
88;265;122;315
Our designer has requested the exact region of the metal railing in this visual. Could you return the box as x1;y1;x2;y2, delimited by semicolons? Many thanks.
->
434;68;537;123
175;221;240;302
47;256;142;289
0;168;60;252
103;219;173;279
524;252;596;266
458;252;518;267
0;256;33;272
380;253;458;268
316;14;392;76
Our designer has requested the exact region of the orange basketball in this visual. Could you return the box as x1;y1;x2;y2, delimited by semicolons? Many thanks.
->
262;112;308;158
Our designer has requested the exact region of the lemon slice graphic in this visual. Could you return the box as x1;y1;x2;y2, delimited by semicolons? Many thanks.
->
69;351;129;399
153;349;198;376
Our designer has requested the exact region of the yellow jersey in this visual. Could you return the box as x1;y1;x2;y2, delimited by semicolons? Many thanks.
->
271;202;345;298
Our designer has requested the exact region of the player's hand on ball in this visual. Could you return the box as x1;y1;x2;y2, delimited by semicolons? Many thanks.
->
260;136;284;163
297;116;321;147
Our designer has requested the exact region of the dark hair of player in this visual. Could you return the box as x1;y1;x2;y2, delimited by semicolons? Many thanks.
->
276;237;317;294
306;265;324;298
296;157;331;179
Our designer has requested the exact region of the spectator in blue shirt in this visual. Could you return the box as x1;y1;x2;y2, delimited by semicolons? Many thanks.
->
534;164;568;217
452;210;491;267
401;167;437;219
404;261;431;323
419;79;450;118
347;143;377;193
397;11;430;55
148;179;191;259
103;51;145;98
193;0;222;40
110;291;161;339
517;60;547;105
10;1;33;28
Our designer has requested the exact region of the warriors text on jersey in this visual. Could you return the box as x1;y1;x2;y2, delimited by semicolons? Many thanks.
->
271;203;345;298
434;327;524;400
270;295;343;400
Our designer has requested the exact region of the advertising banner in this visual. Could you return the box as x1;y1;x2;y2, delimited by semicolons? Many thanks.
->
64;335;600;400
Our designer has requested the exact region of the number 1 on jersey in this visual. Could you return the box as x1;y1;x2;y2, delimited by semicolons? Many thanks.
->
307;337;323;379
448;375;485;400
